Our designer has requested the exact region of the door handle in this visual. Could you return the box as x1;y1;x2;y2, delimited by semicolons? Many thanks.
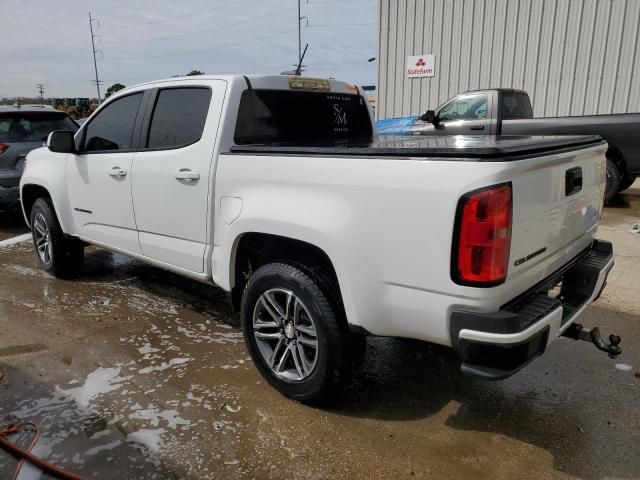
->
470;125;485;130
109;167;127;177
175;169;200;181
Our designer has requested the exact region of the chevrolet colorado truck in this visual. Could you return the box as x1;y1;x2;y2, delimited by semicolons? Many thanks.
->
20;75;620;402
377;88;640;203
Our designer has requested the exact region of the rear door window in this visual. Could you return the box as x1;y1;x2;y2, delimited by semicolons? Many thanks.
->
0;112;77;143
234;90;373;145
146;88;212;149
502;93;533;119
83;93;143;152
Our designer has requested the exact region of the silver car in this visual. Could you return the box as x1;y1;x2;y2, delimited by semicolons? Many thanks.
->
0;105;77;211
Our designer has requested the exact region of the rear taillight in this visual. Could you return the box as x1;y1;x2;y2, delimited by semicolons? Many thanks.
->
0;143;8;155
453;183;512;287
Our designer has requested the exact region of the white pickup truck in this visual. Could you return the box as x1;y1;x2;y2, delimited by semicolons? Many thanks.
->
20;75;620;402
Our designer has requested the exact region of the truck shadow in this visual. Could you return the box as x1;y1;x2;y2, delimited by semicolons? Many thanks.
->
606;195;631;208
606;183;640;209
330;332;638;480
78;247;239;327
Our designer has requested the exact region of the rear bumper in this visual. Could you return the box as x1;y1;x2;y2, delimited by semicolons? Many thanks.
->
0;185;20;211
450;240;614;379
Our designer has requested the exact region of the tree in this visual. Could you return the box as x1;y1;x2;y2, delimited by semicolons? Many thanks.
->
186;69;204;76
105;83;126;98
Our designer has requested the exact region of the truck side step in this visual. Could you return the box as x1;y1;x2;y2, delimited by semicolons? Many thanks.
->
562;323;622;358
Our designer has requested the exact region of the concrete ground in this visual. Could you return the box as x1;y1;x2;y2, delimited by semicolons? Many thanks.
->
0;186;638;480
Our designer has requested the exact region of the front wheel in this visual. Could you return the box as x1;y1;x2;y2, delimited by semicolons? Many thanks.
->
241;262;347;403
30;198;84;278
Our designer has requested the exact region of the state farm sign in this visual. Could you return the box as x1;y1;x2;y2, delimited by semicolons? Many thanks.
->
406;54;435;78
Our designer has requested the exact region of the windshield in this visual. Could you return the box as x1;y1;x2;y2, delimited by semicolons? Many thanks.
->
0;112;77;143
234;89;373;145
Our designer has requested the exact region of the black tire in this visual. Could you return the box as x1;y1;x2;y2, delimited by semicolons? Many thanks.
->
618;174;636;193
604;159;621;204
241;262;347;403
30;198;84;278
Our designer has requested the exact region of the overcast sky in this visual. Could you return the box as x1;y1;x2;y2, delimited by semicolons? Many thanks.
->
1;0;378;99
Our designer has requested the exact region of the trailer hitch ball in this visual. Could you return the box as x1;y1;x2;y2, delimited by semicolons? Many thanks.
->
562;323;622;358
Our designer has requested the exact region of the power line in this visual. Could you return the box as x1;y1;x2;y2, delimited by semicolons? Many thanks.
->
100;0;253;29
5;47;87;62
103;5;295;45
311;60;372;66
108;27;296;61
306;22;375;27
306;0;371;3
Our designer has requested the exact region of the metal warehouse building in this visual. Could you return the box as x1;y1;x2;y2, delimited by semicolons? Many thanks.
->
376;0;640;119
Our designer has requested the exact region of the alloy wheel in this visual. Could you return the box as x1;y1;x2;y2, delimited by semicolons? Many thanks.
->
252;288;319;381
33;213;52;265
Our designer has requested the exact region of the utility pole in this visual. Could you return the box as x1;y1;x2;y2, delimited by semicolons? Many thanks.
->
298;0;302;65
296;0;308;74
89;12;103;102
36;83;45;104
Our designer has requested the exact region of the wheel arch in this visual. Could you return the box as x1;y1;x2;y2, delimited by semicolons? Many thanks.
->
21;184;54;227
20;182;77;236
229;232;347;326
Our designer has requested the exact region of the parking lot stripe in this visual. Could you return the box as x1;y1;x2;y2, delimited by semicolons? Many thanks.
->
0;233;31;248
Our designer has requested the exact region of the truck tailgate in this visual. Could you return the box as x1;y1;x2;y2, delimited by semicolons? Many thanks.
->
508;141;607;283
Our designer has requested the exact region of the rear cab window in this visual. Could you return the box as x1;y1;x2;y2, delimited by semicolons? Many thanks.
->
0;112;77;143
502;92;533;119
146;87;212;149
234;89;372;145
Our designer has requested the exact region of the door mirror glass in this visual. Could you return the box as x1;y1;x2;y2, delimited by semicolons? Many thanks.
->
47;130;76;153
420;109;438;124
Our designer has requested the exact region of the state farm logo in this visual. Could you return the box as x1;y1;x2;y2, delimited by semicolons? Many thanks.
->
407;66;433;75
407;54;435;77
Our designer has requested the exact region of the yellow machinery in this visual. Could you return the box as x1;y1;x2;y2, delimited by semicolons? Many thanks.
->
51;98;98;120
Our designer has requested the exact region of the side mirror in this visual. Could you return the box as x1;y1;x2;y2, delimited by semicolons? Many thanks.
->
47;130;76;153
419;109;439;124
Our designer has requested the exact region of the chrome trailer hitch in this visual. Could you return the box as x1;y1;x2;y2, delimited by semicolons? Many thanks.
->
562;323;622;358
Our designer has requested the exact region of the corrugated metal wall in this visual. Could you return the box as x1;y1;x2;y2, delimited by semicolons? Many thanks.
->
377;0;640;119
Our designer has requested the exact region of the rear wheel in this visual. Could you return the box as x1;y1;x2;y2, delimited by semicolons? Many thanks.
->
604;159;621;204
30;198;84;278
241;262;347;403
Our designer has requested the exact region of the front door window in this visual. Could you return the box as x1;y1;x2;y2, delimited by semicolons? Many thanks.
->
438;93;489;122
